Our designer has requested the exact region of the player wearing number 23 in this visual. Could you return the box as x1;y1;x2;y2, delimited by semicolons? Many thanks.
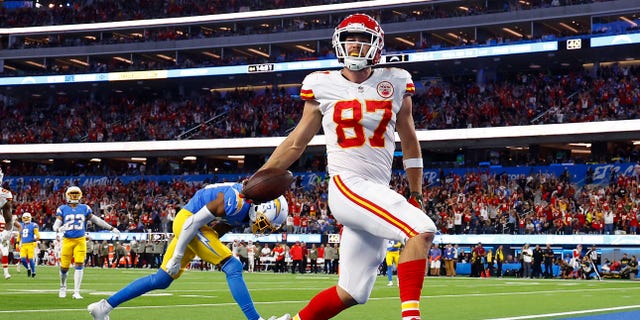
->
264;13;436;320
53;186;120;299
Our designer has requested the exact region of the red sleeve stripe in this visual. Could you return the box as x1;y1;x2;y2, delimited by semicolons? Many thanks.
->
406;83;415;94
333;175;418;238
300;89;315;100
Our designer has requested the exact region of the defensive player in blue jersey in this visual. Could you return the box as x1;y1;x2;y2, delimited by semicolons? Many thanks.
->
18;212;39;277
88;182;289;320
53;186;121;299
385;240;402;287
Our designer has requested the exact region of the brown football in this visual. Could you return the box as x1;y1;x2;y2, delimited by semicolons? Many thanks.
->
241;168;293;203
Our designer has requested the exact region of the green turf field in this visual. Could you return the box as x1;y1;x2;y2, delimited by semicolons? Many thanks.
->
1;265;639;320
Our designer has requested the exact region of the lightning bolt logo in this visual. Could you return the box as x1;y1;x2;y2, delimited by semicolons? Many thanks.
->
196;232;220;256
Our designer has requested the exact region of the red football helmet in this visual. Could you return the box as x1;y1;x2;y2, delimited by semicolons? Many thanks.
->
332;13;384;71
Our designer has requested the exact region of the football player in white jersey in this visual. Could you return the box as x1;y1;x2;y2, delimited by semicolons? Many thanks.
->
53;186;121;299
1;168;21;280
262;13;436;320
246;240;257;272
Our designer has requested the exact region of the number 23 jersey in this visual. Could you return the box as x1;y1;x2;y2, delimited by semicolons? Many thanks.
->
56;204;93;238
300;67;415;185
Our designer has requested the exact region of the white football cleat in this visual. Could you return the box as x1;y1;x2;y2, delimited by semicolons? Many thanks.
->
267;314;291;320
88;299;113;320
4;273;10;280
59;286;67;298
72;292;84;299
387;281;394;287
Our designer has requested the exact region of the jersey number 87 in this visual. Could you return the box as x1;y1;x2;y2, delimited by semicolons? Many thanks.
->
334;99;392;148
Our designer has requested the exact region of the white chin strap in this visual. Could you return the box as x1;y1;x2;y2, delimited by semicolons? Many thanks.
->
343;57;369;71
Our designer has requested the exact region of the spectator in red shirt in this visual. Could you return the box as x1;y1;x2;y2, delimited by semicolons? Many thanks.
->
272;243;286;273
289;241;304;274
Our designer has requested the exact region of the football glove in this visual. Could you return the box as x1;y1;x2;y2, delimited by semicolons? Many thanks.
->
57;225;69;233
111;228;121;238
165;254;183;276
408;191;424;211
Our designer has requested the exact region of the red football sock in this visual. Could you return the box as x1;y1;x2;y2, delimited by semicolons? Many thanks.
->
1;255;8;266
397;259;427;320
295;286;348;320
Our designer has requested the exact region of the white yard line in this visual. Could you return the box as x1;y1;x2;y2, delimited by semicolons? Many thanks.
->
486;305;640;320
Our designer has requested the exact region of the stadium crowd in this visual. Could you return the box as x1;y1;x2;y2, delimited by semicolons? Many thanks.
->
2;0;600;29
2;65;640;146
2;0;628;75
2;159;639;238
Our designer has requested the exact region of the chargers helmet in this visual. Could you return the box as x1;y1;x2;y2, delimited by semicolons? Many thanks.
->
332;13;384;71
65;186;83;204
22;212;32;223
248;195;288;234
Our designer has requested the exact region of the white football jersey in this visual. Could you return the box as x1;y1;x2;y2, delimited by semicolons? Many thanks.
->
0;187;12;208
301;68;415;184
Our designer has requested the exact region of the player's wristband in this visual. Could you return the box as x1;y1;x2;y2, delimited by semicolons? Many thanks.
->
403;158;423;169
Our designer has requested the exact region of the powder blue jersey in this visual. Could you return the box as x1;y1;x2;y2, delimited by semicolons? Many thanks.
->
19;222;39;243
56;203;93;239
183;182;251;224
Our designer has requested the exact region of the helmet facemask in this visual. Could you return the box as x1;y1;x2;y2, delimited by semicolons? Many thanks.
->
65;186;83;204
251;210;277;235
332;14;384;71
248;195;288;235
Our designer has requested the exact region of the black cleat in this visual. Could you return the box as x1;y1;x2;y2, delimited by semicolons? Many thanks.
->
27;269;31;277
31;273;36;278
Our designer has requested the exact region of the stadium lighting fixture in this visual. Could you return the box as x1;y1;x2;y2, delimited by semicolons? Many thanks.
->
130;157;147;162
156;54;176;62
295;45;316;53
69;58;89;67
113;56;133;64
3;65;16;71
502;27;523;38
558;22;578;34
202;51;220;59
247;48;270;58
458;6;469;11
571;149;591;154
394;37;415;46
633;141;640;145
569;143;591;148
90;158;102;163
228;155;245;159
183;156;197;161
25;61;46;68
446;32;468;43
620;16;638;27
1;160;10;164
